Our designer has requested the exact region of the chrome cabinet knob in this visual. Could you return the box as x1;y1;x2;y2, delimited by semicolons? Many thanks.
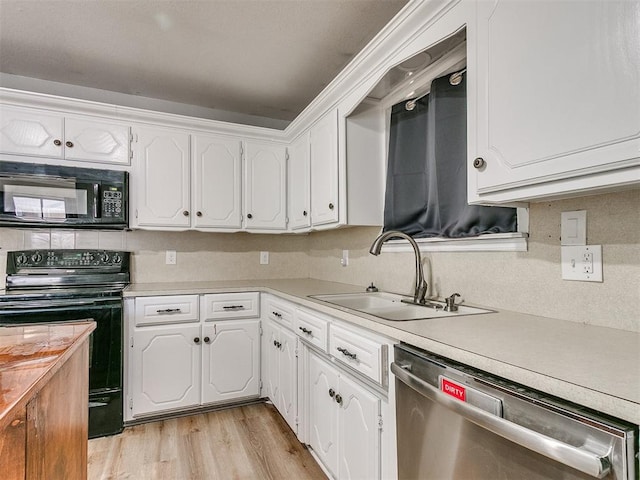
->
335;394;343;405
204;336;211;344
328;203;334;210
53;139;62;146
194;337;200;344
183;210;189;216
196;211;202;217
303;210;308;216
65;141;74;148
247;213;253;219
329;388;335;398
473;157;485;169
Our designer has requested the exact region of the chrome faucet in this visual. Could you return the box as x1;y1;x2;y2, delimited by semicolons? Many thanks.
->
369;230;428;305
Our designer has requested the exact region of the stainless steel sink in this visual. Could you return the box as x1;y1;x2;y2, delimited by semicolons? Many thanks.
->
309;291;492;321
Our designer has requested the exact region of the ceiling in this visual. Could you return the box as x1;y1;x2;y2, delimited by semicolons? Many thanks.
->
0;1;408;127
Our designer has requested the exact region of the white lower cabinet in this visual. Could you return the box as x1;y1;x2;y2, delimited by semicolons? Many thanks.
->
127;293;261;419
130;322;202;416
309;352;380;480
201;319;260;404
264;317;297;432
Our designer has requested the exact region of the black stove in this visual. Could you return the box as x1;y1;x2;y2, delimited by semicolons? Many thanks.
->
1;249;131;438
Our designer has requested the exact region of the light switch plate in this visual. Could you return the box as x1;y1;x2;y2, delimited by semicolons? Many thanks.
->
561;245;602;282
165;250;177;265
561;210;587;245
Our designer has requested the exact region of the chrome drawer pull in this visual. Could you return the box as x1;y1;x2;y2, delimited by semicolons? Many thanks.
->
299;326;312;335
223;305;246;310
272;311;282;318
156;308;182;314
337;346;357;360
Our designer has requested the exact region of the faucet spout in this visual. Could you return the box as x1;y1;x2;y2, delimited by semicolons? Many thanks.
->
369;230;427;305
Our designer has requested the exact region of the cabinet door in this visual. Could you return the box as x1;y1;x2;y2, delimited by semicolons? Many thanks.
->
278;326;297;432
201;320;260;404
310;109;339;226
130;324;201;417
472;0;640;201
309;353;339;477
64;117;130;165
288;133;310;230
338;373;380;480
264;320;280;403
0;105;63;158
244;141;287;230
192;134;242;229
134;126;191;227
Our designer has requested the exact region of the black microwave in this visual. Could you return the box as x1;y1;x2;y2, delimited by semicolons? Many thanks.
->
0;161;128;229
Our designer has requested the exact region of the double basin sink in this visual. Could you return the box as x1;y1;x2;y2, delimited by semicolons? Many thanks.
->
310;291;492;321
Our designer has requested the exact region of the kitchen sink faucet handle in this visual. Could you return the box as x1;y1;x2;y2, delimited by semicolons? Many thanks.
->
445;293;461;312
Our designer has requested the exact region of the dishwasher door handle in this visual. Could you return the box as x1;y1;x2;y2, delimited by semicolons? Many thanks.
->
391;362;611;479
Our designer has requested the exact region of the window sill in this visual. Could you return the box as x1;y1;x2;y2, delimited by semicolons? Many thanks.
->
381;233;528;253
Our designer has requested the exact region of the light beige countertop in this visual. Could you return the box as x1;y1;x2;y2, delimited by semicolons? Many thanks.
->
125;278;640;425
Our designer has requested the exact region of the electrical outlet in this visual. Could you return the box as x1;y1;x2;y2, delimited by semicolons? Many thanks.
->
165;250;177;265
341;249;349;267
260;251;269;265
561;245;602;282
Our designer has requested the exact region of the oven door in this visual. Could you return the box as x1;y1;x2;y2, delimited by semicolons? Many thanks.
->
0;297;124;438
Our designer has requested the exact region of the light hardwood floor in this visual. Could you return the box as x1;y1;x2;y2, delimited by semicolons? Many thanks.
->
88;403;327;480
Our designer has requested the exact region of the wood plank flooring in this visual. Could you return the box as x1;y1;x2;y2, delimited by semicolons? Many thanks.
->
88;403;327;480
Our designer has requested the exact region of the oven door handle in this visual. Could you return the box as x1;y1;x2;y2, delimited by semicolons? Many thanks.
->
391;362;611;479
0;299;102;309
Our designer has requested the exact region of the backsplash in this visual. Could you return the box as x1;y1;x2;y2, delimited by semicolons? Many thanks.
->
308;190;640;332
0;189;637;332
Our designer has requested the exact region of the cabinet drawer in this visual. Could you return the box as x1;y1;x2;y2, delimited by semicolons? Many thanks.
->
295;308;329;353
134;295;199;326
265;297;294;329
329;323;385;384
201;292;260;320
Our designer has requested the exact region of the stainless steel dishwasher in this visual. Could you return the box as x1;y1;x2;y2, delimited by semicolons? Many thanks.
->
392;344;637;480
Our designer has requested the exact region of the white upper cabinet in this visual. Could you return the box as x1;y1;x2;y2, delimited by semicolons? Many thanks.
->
134;126;191;228
0;105;130;165
192;133;242;229
63;117;130;164
0;106;63;158
469;0;640;203
288;133;311;231
310;109;339;226
244;141;287;230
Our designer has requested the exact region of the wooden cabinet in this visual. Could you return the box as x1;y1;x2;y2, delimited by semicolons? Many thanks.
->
0;105;130;165
244;141;288;230
133;126;191;228
192;133;242;229
0;323;93;480
128;293;261;419
308;352;380;480
309;109;339;226
469;0;640;204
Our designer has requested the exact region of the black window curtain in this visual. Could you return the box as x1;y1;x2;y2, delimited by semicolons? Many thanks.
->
383;73;517;238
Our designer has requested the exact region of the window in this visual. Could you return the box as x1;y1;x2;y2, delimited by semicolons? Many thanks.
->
383;72;523;249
